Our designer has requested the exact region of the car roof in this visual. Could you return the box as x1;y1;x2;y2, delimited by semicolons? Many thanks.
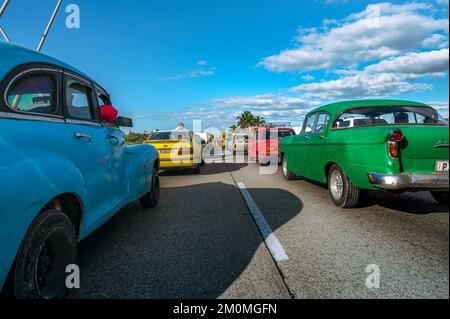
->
0;41;95;83
311;99;431;117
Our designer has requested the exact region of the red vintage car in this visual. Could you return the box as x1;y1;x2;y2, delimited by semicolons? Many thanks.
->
248;125;296;164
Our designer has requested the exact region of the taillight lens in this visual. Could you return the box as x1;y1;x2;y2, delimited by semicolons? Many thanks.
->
388;142;399;158
389;129;404;142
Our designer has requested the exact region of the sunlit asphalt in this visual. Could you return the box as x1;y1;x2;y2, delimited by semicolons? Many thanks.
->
70;161;449;299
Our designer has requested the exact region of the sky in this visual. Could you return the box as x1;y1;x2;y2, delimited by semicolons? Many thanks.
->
1;0;449;132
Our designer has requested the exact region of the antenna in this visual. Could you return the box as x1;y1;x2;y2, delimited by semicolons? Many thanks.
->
0;0;63;51
0;0;11;42
37;0;63;52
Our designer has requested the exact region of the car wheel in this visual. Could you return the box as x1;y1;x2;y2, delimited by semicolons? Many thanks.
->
140;169;160;208
282;155;296;180
431;191;449;206
328;164;360;208
10;209;77;299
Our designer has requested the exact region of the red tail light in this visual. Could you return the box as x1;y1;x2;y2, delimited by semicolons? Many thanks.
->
389;129;404;142
388;142;399;158
178;148;183;156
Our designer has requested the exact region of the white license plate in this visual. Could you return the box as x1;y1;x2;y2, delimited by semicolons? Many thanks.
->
159;149;171;154
436;160;449;172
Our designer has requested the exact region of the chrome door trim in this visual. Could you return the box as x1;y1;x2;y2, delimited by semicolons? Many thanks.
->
66;119;102;127
0;111;65;123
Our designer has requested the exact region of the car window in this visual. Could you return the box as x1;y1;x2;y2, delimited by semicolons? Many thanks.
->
6;73;56;115
66;82;94;121
333;106;448;128
149;131;191;141
303;114;318;134
315;113;330;133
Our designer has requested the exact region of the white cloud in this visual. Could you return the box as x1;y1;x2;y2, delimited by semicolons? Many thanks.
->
301;74;315;81
212;94;322;110
365;49;449;74
259;2;448;72
162;62;216;81
292;73;432;99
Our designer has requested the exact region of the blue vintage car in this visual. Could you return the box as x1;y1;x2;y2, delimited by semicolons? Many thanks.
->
0;41;160;298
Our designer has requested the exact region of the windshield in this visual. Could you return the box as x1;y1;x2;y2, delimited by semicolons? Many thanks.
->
236;135;248;142
265;129;295;140
333;106;448;129
149;131;191;141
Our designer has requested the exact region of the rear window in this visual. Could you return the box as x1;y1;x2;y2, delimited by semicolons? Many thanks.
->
6;73;56;115
149;131;191;141
265;129;295;140
333;106;448;129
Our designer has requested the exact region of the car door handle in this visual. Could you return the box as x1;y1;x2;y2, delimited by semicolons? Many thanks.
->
75;133;92;142
109;135;123;146
319;135;326;140
304;136;311;140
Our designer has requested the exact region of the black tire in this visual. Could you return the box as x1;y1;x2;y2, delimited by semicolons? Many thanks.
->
281;155;296;181
10;209;77;299
140;169;160;208
193;163;202;174
328;164;360;208
431;191;449;206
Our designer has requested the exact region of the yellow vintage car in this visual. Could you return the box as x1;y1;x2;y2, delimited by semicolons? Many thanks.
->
145;130;204;173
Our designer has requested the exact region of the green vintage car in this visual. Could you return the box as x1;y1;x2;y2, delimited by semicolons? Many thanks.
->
279;100;449;208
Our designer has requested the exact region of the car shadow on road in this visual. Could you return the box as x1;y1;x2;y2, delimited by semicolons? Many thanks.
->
289;175;447;215
360;191;449;214
71;182;302;299
160;163;248;176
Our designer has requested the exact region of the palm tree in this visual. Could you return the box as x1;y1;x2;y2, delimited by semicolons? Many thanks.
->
253;115;266;125
229;124;238;131
236;111;255;129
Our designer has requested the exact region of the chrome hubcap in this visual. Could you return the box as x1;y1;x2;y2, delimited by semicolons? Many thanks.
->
282;158;288;176
330;170;344;200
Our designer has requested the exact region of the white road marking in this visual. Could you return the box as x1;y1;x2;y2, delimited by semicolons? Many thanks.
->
237;182;289;263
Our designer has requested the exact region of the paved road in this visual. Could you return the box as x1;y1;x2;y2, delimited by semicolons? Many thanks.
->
71;162;449;299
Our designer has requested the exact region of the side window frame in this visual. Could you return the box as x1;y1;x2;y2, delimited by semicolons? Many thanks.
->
63;73;99;124
314;112;331;134
2;65;63;119
302;113;318;134
94;84;118;129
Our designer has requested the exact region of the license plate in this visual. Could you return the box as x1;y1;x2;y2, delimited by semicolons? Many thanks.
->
436;160;449;172
159;149;171;154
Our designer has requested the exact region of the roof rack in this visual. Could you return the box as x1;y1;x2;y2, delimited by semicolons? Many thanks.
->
256;122;292;128
0;0;63;52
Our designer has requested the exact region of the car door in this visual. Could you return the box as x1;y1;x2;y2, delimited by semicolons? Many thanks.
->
95;87;127;205
63;72;113;228
307;112;330;180
290;113;317;176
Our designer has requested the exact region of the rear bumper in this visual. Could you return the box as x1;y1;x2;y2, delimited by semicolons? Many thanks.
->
368;172;449;190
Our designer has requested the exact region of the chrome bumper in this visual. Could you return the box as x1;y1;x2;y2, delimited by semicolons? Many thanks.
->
368;172;449;190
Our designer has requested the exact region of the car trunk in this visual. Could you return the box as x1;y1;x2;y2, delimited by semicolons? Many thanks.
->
399;126;449;159
399;125;449;174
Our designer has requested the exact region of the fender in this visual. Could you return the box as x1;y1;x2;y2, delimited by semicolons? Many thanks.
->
0;151;86;290
123;144;159;201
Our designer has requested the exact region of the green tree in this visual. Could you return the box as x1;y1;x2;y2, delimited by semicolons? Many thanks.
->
236;111;255;129
236;111;265;128
253;115;266;125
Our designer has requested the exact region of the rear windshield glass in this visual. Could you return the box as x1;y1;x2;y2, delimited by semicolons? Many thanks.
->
265;129;295;139
149;131;191;141
333;106;448;129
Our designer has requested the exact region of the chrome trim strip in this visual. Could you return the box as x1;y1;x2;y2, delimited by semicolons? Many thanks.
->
66;119;102;127
65;72;91;85
368;172;449;190
4;68;62;118
0;111;65;123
